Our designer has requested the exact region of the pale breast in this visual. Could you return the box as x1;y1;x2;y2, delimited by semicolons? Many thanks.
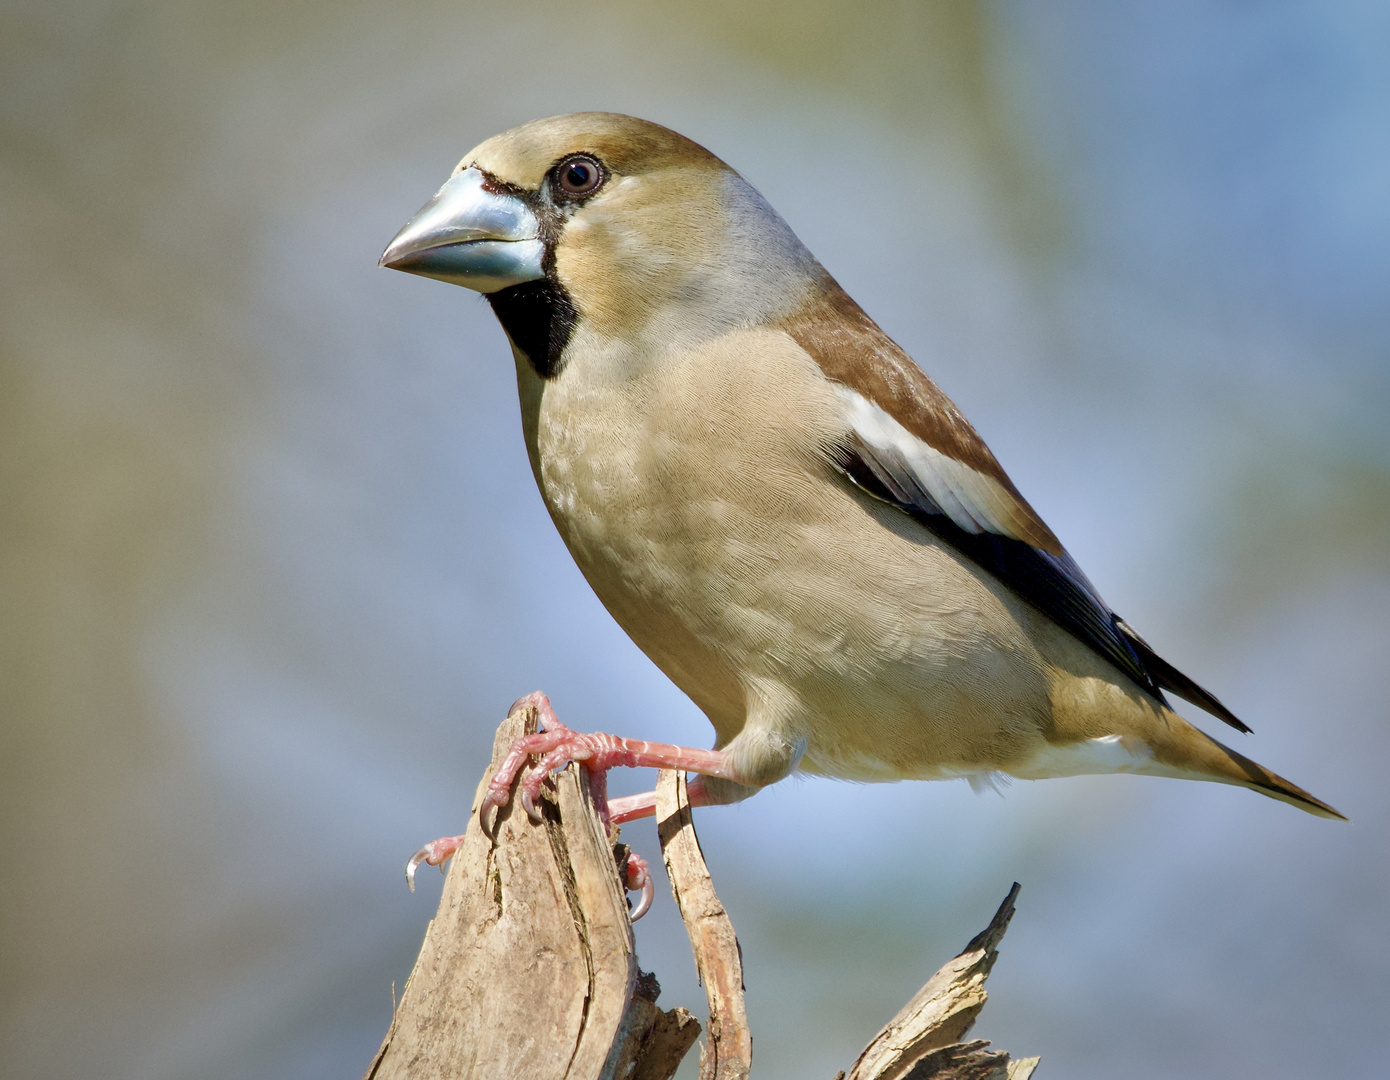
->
519;327;1054;774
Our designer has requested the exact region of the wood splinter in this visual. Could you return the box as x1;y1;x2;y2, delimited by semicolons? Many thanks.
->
363;706;1038;1080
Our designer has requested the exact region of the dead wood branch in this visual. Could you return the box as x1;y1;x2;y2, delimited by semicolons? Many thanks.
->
842;883;1038;1080
655;769;752;1080
363;707;1038;1080
364;700;698;1080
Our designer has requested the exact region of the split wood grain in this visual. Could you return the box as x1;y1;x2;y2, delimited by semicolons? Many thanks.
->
364;701;697;1080
655;769;753;1080
842;883;1037;1080
361;707;1038;1080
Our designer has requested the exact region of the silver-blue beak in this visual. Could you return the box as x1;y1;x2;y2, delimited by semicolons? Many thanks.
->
379;167;545;293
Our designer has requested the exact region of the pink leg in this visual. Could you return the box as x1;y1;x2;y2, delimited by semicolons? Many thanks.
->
608;791;657;825
608;775;716;825
481;693;740;829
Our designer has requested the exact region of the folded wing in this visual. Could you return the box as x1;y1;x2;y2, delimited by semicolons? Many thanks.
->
782;283;1250;733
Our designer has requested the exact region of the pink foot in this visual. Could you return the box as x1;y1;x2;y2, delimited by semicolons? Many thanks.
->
418;693;737;919
624;851;654;920
406;831;654;918
405;833;466;891
479;693;737;833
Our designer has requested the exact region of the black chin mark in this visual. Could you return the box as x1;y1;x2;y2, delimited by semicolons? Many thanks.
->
486;277;576;380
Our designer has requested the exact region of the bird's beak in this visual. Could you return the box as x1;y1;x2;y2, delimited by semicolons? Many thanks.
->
378;167;545;293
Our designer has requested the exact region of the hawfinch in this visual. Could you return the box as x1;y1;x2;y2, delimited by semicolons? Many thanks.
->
381;113;1342;853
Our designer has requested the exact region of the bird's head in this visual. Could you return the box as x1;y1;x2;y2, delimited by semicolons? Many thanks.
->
380;113;822;377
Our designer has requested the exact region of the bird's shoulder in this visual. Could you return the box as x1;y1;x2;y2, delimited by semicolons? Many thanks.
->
778;282;1063;553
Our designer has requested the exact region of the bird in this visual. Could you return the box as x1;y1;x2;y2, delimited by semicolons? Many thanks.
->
379;112;1342;886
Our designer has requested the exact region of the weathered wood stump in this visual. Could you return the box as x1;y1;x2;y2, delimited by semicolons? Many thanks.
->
364;700;1038;1080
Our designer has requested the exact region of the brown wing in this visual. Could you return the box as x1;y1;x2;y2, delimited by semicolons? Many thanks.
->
780;278;1250;733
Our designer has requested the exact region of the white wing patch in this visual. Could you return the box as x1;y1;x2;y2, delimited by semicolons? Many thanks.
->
836;386;1036;542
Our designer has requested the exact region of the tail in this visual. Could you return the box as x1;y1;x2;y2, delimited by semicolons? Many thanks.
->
1144;713;1346;820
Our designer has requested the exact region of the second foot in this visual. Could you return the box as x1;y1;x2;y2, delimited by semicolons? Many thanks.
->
405;833;465;891
623;850;654;921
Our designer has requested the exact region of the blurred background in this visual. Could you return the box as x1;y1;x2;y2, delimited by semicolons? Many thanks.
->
3;1;1388;1077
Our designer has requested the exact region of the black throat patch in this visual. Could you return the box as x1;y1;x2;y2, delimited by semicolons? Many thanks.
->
474;168;579;381
486;276;577;380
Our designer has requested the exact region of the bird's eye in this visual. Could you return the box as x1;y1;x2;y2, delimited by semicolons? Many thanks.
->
554;154;605;199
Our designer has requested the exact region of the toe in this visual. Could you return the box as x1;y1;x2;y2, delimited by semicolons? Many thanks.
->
624;852;654;921
405;834;466;891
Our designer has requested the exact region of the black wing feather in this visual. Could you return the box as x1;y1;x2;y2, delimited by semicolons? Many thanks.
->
1117;621;1249;732
833;439;1251;733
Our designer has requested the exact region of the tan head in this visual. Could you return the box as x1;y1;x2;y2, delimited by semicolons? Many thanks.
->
381;113;823;376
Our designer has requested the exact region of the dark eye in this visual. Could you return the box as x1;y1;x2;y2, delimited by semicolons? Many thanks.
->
554;154;605;198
